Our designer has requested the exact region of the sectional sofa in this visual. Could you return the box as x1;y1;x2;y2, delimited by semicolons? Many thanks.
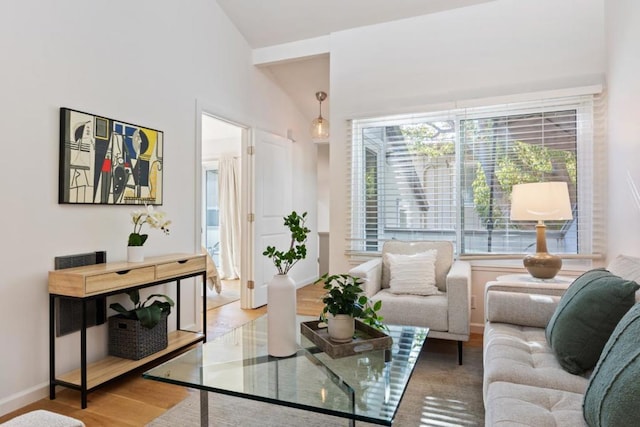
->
482;255;640;426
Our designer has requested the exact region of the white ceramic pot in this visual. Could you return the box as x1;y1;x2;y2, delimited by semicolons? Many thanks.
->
327;314;355;343
267;274;297;357
127;246;144;263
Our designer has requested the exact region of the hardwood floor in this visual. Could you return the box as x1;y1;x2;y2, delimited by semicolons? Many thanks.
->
0;282;482;425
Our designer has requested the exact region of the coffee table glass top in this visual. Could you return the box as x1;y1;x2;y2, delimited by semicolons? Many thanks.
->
144;316;428;425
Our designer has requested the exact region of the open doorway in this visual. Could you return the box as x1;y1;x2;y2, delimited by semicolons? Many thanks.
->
201;114;244;309
196;108;297;310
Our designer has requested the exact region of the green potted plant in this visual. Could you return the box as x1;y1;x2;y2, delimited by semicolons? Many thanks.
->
319;273;386;342
109;289;174;328
262;210;310;357
108;290;175;360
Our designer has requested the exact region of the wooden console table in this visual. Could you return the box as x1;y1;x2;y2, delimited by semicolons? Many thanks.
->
48;253;207;408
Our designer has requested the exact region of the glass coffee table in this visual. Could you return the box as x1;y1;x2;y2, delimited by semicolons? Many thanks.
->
144;316;428;426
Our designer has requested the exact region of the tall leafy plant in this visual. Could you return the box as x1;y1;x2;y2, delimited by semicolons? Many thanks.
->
263;211;310;275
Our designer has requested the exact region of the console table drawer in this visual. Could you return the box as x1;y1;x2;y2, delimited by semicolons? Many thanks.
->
156;256;206;280
85;267;156;294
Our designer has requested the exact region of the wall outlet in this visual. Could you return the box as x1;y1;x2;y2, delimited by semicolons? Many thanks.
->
471;295;477;309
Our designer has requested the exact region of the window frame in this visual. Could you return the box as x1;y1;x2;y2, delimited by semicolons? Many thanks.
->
347;94;601;258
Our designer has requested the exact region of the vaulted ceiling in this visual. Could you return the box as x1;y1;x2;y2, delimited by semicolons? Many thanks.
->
216;0;493;48
216;0;495;135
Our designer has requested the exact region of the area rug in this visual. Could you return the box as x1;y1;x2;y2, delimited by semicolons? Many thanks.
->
147;339;484;426
206;289;241;310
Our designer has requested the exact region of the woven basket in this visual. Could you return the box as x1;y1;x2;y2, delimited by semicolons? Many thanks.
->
108;311;168;360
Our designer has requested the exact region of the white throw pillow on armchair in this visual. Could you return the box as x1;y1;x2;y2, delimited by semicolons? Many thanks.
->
384;250;439;296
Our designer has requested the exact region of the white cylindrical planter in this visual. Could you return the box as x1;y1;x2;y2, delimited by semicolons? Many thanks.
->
267;274;297;357
127;246;144;263
327;314;355;343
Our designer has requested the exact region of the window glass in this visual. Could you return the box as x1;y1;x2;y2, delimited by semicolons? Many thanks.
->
349;96;592;256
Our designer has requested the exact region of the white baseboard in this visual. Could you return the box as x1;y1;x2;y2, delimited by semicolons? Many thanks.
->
0;382;49;417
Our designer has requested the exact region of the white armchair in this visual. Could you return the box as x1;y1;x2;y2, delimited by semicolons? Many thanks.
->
348;241;471;364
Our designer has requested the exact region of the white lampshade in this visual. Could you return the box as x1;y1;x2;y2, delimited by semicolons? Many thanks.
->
510;182;573;221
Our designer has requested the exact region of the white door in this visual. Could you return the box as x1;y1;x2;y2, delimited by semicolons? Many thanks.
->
248;130;293;308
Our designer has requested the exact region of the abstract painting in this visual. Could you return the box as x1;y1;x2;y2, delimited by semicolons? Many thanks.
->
59;108;164;205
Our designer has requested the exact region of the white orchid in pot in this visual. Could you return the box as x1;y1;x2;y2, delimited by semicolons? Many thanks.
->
127;205;171;262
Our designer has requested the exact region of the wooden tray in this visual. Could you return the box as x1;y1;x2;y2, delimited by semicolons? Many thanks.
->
300;319;392;359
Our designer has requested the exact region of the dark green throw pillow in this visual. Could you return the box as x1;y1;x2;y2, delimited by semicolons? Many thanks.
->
583;302;640;426
545;268;639;374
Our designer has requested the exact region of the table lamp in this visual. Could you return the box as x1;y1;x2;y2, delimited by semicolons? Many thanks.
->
510;182;573;279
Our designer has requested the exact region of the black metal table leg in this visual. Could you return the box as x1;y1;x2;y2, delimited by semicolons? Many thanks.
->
176;279;181;331
202;271;207;341
81;299;88;408
49;295;56;400
199;389;208;426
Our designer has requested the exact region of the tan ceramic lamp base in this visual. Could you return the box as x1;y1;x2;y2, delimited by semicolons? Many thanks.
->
524;253;562;279
524;223;562;279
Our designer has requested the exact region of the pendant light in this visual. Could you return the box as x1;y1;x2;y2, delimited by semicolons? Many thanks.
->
310;91;329;140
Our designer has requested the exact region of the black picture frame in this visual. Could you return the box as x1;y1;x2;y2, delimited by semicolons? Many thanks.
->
59;107;164;205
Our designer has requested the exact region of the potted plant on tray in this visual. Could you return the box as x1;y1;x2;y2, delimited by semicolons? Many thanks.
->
108;290;175;360
319;273;386;343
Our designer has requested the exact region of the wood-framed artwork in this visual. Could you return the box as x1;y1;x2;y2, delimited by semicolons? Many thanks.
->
59;108;164;205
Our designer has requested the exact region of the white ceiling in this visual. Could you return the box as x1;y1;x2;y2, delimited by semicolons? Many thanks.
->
216;0;494;134
217;0;493;48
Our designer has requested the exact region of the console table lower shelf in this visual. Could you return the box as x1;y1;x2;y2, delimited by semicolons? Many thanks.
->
54;331;204;391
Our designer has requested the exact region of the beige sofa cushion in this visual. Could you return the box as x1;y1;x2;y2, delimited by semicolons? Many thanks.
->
608;254;640;284
371;290;448;331
1;410;85;427
485;290;561;328
381;241;453;292
483;323;589;400
485;381;587;427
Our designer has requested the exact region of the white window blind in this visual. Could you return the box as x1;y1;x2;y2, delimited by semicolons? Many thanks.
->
347;93;606;257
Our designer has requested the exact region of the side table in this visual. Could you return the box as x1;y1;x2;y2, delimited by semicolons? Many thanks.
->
485;273;575;319
496;274;575;285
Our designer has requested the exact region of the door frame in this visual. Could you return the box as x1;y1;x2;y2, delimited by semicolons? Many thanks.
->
195;99;252;309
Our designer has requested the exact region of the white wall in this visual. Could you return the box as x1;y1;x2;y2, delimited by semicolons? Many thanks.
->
316;144;330;232
605;0;640;259
202;138;242;160
328;0;606;274
0;0;317;414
